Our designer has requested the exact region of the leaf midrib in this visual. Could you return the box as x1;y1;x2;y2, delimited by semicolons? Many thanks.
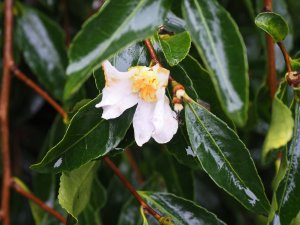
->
188;103;267;212
70;0;148;71
50;119;105;166
192;0;228;89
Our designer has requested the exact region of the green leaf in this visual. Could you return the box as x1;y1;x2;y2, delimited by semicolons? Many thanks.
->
262;82;294;164
58;161;98;223
276;102;300;225
255;12;289;42
182;0;249;127
64;0;172;100
291;58;300;71
139;192;226;225
172;55;229;123
17;4;67;100
185;101;270;214
163;12;186;33
158;31;191;66
290;212;300;225
166;55;230;170
31;94;134;173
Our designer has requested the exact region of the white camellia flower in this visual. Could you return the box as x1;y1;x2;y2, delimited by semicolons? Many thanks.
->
95;60;178;146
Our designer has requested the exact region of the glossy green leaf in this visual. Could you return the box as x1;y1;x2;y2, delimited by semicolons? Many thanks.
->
255;12;289;42
185;101;270;214
158;31;191;66
58;161;98;223
173;55;229;122
166;127;201;170
166;55;227;170
64;0;172;100
17;4;67;100
276;102;300;225
31;94;134;173
262;82;294;164
182;0;249;126
163;12;186;33
139;192;226;225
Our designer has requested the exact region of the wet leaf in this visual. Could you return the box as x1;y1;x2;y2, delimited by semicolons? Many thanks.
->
31;94;134;173
182;0;249;126
276;102;300;225
64;0;172;100
139;192;226;225
185;101;270;214
17;4;67;100
255;12;289;42
158;31;191;66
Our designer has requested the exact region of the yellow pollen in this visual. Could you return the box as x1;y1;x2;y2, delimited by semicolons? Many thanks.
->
130;67;159;102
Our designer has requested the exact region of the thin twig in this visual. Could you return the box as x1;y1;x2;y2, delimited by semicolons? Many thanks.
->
263;0;277;99
125;149;144;185
144;39;174;82
11;180;67;224
278;42;292;73
263;0;272;11
103;157;161;221
0;0;14;224
144;39;161;66
11;64;68;121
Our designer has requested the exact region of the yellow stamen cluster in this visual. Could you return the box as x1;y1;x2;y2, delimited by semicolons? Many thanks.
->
130;67;159;102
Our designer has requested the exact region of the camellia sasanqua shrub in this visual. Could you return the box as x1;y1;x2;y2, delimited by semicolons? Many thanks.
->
1;0;300;225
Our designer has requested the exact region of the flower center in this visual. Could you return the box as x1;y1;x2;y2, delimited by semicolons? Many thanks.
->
130;67;159;102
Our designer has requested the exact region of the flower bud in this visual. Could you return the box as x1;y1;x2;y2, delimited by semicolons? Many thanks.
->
176;89;185;99
174;103;184;113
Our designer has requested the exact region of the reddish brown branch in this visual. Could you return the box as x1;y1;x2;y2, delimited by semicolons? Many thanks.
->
11;65;68;120
266;36;277;98
103;157;161;221
278;42;292;73
11;180;67;224
144;39;161;66
0;0;14;224
144;39;174;82
125;149;144;185
263;0;277;99
263;0;272;11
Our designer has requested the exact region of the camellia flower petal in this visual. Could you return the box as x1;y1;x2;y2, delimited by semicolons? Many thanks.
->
96;60;178;146
95;61;139;119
